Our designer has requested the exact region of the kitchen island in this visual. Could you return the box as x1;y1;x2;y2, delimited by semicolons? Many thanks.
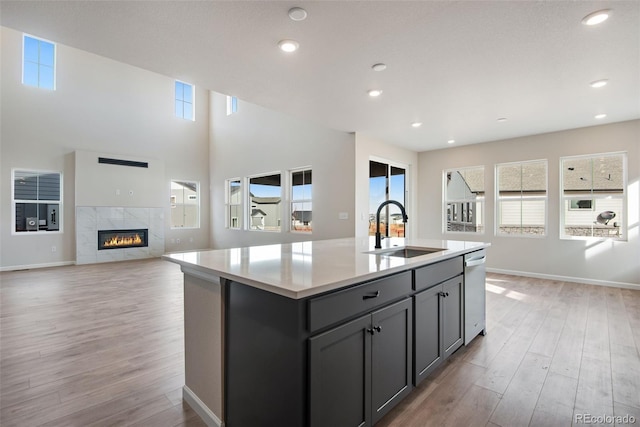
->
164;237;489;427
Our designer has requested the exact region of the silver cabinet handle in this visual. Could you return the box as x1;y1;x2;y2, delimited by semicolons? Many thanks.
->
465;256;486;267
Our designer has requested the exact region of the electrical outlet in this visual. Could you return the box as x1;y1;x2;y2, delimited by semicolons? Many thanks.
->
51;246;56;252
129;190;134;196
176;238;181;244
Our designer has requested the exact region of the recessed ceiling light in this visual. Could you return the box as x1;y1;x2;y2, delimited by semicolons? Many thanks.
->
372;63;387;72
582;9;611;26
497;117;508;122
411;122;422;128
288;7;307;21
590;79;609;88
595;113;607;119
368;89;383;97
278;39;299;53
447;139;455;144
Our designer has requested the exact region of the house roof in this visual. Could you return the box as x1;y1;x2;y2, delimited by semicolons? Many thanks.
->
252;196;281;204
562;154;624;192
453;154;624;194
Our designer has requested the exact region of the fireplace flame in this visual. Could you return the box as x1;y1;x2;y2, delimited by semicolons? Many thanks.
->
104;233;143;248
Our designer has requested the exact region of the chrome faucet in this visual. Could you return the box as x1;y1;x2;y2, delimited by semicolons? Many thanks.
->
375;200;408;249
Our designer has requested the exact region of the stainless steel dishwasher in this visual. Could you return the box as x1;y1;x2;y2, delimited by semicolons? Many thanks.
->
464;249;486;345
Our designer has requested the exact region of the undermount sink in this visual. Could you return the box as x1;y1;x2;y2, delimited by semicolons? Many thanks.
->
366;246;445;258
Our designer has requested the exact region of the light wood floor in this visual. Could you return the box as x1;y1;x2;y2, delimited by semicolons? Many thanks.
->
1;259;639;426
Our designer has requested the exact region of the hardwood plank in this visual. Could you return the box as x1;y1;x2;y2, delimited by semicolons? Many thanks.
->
378;361;486;427
573;356;614;420
474;331;534;394
0;391;61;427
129;400;201;427
85;394;175;427
462;323;512;368
613;402;640;425
582;285;611;362
441;384;501;427
548;291;588;379
529;372;578;427
610;343;640;409
489;352;551;427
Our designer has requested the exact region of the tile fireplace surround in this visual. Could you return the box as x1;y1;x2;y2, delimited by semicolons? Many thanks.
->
76;207;164;265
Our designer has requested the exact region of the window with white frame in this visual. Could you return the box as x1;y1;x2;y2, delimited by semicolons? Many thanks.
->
12;169;62;233
175;81;194;120
291;168;312;233
170;180;200;228
23;34;56;90
249;173;281;231
226;179;242;229
496;160;547;236
444;166;484;233
561;152;626;240
226;96;238;115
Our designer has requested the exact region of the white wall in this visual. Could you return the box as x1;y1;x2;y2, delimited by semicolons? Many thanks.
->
418;120;640;287
0;26;210;269
354;134;419;239
209;92;355;249
75;150;165;208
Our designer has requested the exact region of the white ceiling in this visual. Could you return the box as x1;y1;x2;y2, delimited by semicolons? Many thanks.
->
1;1;639;152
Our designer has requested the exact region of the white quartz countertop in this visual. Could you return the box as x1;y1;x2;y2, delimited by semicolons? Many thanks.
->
163;237;489;299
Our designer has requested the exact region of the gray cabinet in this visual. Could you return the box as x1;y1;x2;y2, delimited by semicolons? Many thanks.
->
310;298;413;427
223;254;481;426
413;284;443;382
413;258;464;385
442;276;464;358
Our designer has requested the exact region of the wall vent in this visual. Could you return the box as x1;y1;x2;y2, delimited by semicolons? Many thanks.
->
98;157;148;168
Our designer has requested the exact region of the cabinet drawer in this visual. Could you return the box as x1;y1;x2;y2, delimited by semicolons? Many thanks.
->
414;257;463;292
309;271;412;333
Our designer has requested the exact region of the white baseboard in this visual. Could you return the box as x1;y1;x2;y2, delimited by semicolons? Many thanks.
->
183;385;224;427
0;261;75;272
487;268;640;291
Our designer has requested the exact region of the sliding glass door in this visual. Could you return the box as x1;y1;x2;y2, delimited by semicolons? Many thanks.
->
369;160;406;238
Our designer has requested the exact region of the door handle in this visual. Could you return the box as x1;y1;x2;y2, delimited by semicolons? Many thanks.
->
363;291;380;300
465;256;486;267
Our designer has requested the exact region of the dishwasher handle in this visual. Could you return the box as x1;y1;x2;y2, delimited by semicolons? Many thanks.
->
465;256;486;267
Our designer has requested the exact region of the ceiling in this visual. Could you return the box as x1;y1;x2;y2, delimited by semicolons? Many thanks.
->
1;1;639;152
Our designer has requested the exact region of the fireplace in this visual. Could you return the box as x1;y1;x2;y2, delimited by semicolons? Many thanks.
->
98;229;148;250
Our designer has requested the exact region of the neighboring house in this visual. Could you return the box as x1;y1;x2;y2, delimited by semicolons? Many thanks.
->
250;196;281;230
250;208;268;230
562;155;624;237
170;181;198;228
446;170;484;232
